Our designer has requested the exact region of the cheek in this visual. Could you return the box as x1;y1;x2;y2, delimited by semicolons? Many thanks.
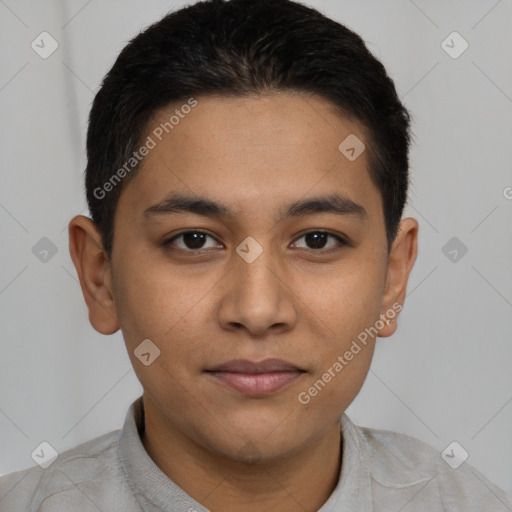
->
298;351;374;425
304;259;385;337
112;262;209;400
296;255;384;405
112;254;224;386
111;255;205;346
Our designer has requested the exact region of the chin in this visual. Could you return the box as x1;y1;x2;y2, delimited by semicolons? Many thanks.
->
212;436;301;465
195;410;315;463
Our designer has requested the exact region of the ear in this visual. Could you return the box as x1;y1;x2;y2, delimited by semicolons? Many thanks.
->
378;217;418;337
68;215;120;335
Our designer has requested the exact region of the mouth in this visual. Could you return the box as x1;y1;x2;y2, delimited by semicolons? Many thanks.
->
205;358;307;397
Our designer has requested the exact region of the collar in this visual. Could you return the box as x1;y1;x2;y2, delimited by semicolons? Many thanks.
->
118;396;373;511
318;414;373;511
118;396;209;511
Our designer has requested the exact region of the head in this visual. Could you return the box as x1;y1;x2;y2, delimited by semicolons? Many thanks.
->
69;0;418;463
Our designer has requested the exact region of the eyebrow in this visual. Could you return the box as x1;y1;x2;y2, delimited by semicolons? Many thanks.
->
143;192;367;222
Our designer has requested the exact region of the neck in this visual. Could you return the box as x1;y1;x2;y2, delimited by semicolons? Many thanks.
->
140;397;342;512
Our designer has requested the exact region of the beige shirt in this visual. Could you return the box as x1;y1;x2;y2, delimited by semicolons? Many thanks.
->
1;396;511;511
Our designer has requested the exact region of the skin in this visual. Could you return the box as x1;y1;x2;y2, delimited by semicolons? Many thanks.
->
68;92;418;512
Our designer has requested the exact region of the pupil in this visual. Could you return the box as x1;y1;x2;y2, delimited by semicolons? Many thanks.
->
184;232;206;249
306;232;327;249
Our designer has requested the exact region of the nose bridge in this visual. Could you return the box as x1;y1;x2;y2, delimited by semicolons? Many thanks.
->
217;237;296;335
235;239;283;306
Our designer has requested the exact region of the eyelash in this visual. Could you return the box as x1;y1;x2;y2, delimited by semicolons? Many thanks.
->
163;229;348;254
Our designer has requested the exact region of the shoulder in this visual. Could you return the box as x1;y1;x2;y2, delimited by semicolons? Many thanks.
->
0;429;130;511
343;416;512;511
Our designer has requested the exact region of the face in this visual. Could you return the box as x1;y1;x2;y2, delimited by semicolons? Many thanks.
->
70;92;418;463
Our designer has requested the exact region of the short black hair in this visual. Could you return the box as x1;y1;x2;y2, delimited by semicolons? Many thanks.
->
85;0;412;258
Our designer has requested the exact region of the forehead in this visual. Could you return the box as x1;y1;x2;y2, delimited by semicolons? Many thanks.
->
118;93;382;222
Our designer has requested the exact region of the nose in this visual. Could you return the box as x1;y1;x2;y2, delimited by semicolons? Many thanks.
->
217;244;297;337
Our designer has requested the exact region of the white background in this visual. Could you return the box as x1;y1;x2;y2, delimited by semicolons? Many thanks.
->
1;0;511;498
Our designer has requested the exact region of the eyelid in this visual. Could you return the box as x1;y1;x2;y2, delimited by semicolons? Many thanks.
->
290;230;349;250
293;229;348;243
164;229;349;252
165;229;223;249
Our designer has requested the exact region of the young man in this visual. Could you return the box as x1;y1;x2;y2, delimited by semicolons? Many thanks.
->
1;0;511;510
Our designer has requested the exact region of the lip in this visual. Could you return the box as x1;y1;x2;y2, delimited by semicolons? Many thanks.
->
205;358;306;396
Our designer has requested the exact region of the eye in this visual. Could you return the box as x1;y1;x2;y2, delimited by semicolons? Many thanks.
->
164;229;348;254
292;231;347;251
165;230;222;251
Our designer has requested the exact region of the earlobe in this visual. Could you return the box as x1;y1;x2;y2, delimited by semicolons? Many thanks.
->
378;217;418;338
68;215;120;335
